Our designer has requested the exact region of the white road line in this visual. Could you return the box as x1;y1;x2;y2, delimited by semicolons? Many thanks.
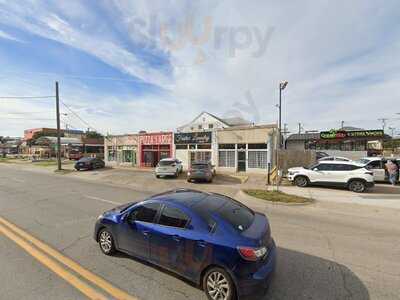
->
84;195;120;205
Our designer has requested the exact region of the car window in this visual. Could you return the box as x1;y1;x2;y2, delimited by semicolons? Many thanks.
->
315;164;333;171
332;164;358;171
355;159;371;165
159;160;175;166
158;205;189;228
217;198;254;232
368;161;382;169
192;164;208;169
129;203;160;223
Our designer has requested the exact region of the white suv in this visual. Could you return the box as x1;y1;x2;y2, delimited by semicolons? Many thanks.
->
287;161;374;193
155;158;183;178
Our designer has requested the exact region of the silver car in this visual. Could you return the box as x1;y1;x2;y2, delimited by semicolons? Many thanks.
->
155;158;183;178
187;161;216;183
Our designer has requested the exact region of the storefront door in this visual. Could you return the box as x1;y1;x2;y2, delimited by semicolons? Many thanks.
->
237;151;246;172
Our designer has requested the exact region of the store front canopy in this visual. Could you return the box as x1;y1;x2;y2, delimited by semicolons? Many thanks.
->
36;136;82;146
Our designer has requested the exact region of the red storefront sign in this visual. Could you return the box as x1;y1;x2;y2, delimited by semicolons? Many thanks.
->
139;133;172;145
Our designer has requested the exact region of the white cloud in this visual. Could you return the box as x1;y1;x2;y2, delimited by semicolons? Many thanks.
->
0;29;23;43
0;0;400;137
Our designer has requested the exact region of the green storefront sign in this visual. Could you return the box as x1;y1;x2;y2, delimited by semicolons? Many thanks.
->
320;129;384;140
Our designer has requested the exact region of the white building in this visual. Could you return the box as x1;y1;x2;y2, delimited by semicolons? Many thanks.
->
174;112;277;173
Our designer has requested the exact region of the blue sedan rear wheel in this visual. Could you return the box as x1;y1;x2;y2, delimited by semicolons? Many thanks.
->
98;228;116;255
203;267;234;300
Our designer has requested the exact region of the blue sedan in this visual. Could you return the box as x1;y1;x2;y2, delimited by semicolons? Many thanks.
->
94;189;276;299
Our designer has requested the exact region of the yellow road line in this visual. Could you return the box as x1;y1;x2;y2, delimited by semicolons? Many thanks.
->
0;223;107;300
0;216;138;300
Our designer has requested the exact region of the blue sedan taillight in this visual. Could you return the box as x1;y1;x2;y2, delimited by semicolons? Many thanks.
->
237;246;268;261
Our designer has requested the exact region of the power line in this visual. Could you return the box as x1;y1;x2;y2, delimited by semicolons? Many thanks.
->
60;100;97;132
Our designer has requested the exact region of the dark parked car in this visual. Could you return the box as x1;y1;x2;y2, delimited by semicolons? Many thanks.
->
75;157;105;171
94;189;276;300
316;151;329;160
187;161;216;183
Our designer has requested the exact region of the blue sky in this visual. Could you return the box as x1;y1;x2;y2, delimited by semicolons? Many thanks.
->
0;0;399;137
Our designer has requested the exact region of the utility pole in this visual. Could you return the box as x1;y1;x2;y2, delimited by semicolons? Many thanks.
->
341;120;345;129
298;122;303;134
378;118;388;132
388;127;396;137
282;123;290;148
55;82;62;171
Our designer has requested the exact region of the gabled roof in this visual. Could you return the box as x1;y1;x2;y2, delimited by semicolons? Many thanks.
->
221;117;252;126
177;111;251;131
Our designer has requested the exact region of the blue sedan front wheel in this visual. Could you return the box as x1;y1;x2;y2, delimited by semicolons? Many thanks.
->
98;228;116;255
203;267;234;300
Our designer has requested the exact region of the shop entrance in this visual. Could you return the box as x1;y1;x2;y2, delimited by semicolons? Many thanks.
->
141;145;171;167
237;151;246;172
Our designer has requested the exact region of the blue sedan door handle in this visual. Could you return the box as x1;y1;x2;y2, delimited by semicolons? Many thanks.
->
197;240;207;247
142;230;150;237
172;235;181;242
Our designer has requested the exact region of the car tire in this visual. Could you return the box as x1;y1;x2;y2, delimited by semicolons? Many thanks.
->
98;228;116;255
348;180;366;193
187;179;192;183
203;267;235;300
294;176;309;187
156;175;160;178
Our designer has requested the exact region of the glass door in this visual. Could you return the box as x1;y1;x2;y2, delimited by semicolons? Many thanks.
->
237;151;246;172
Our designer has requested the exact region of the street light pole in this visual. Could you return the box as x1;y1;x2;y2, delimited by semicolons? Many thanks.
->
55;82;62;171
279;87;282;149
276;81;288;191
278;81;288;149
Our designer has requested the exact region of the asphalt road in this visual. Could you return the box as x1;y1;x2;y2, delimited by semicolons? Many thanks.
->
0;165;399;300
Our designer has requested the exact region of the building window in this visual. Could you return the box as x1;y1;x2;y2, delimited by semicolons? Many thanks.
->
189;144;196;150
219;144;235;149
248;151;268;168
190;151;211;163
237;144;246;150
197;144;211;149
208;124;214;129
176;144;188;150
219;151;235;167
248;143;267;149
107;146;116;161
198;124;202;130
